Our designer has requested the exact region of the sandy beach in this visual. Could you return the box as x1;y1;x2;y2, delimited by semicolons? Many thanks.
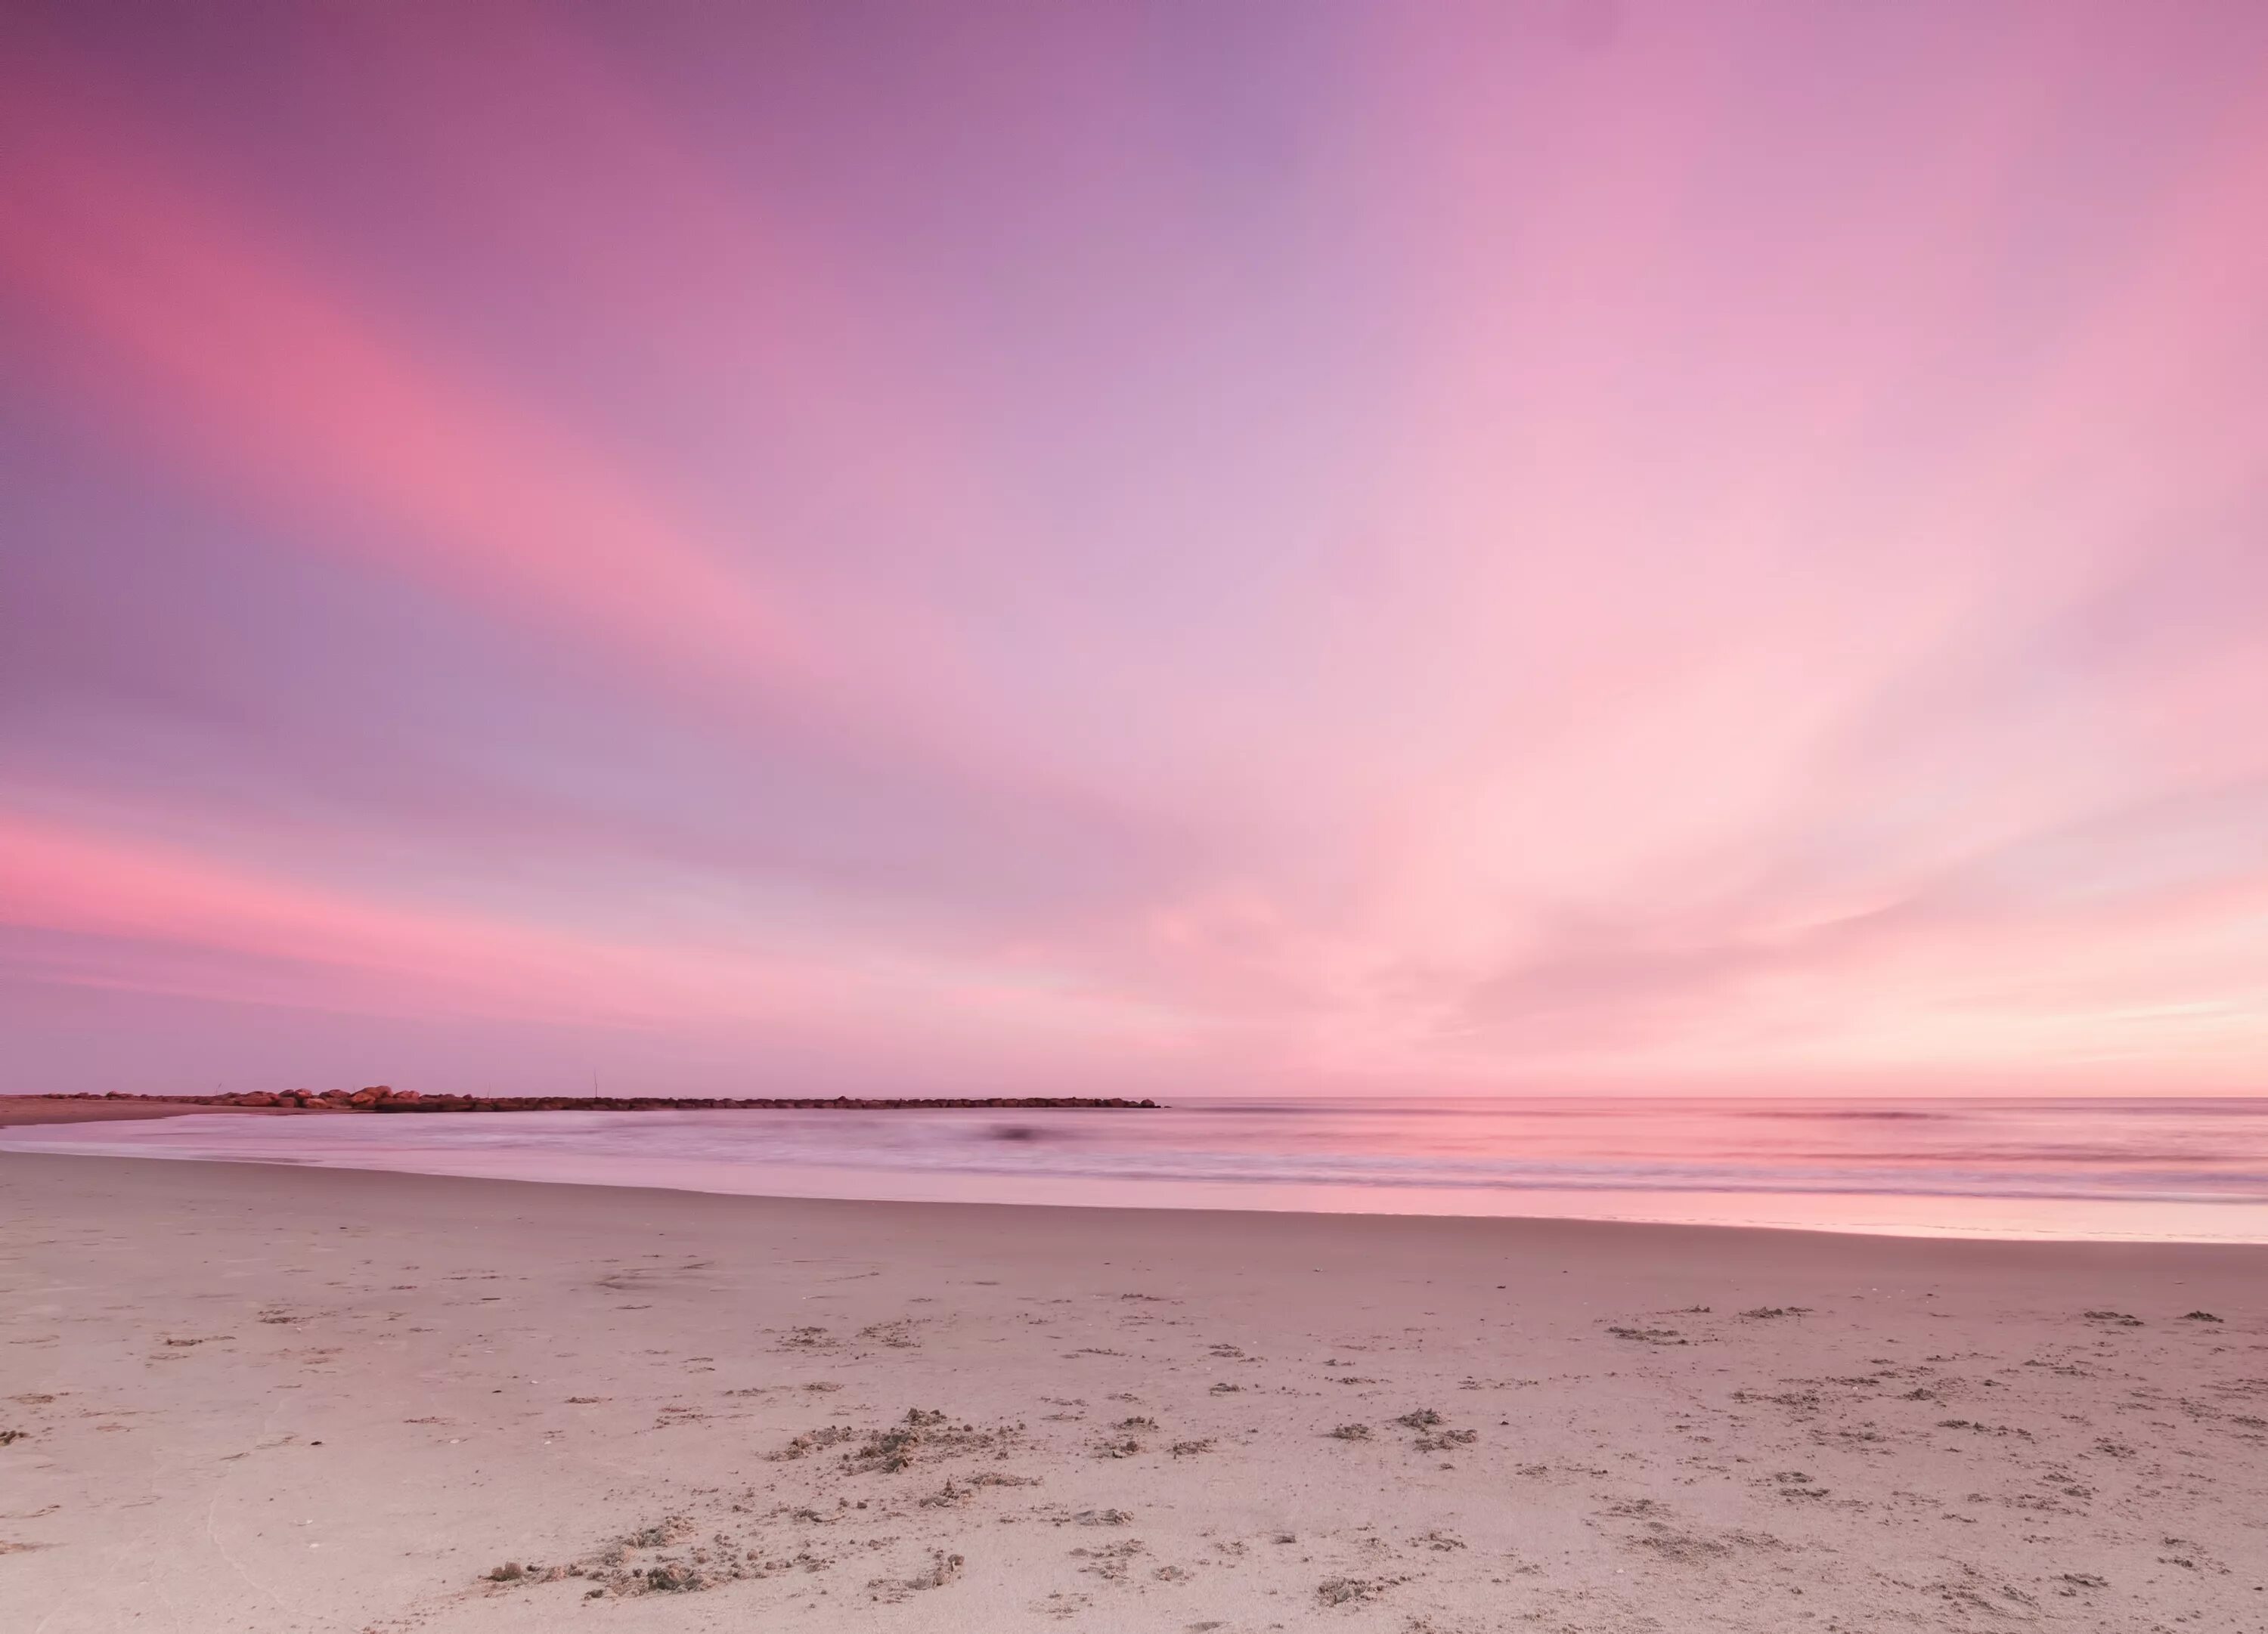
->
3;1153;2263;1632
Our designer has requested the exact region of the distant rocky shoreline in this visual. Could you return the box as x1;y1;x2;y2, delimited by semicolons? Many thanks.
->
29;1089;1162;1113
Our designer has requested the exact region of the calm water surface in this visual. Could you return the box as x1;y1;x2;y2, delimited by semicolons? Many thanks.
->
8;1096;2266;1242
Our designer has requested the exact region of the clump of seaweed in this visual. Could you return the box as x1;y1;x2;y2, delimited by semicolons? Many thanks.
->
869;1549;963;1602
486;1513;748;1600
642;1562;705;1593
1415;1428;1477;1453
770;1425;856;1461
847;1409;1019;1472
856;1424;925;1472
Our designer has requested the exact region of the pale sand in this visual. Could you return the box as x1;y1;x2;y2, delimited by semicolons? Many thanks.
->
3;1155;2263;1633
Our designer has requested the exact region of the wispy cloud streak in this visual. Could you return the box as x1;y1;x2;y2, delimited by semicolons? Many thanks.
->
3;2;2264;1095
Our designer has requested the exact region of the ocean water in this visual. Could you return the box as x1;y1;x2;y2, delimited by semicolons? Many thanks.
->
6;1096;2267;1243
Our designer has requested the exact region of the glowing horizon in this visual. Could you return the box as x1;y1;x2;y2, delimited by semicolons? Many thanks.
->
4;2;2265;1099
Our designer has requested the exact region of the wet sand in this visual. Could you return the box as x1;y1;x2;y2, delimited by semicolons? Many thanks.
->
2;1153;2263;1632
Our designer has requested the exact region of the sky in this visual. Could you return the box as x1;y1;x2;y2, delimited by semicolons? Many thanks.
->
3;1;2266;1101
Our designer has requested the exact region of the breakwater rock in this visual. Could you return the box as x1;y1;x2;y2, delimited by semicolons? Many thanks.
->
44;1089;1160;1113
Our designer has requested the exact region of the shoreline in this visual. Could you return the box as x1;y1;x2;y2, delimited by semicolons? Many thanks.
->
4;1153;2261;1632
11;1147;2268;1263
6;1119;2265;1247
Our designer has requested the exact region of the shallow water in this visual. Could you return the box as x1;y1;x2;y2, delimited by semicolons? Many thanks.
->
8;1095;2267;1242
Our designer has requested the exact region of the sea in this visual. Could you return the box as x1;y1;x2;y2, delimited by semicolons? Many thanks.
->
6;1095;2266;1243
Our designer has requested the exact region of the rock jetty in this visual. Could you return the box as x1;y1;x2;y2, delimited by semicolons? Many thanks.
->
36;1089;1160;1113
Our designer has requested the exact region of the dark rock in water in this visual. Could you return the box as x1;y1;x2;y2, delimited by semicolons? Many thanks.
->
990;1125;1042;1142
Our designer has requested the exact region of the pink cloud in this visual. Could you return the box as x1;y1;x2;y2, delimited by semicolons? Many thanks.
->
3;2;2266;1097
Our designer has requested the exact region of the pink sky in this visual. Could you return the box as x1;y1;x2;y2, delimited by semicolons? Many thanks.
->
3;2;2265;1099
